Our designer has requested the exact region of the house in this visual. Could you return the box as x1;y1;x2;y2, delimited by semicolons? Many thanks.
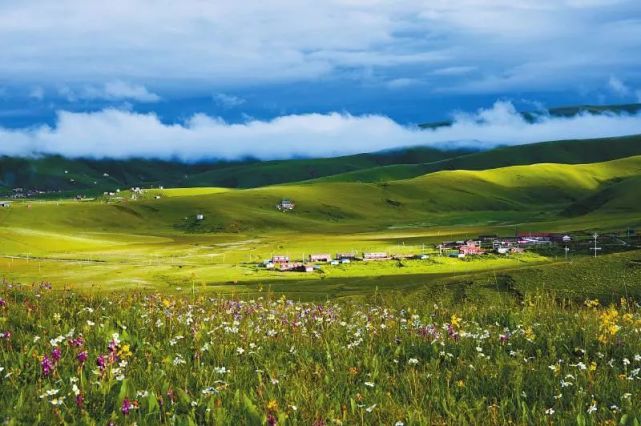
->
0;201;11;207
363;252;389;261
304;265;315;273
277;199;296;211
459;240;483;256
336;253;357;260
272;255;290;264
309;254;332;262
562;235;572;243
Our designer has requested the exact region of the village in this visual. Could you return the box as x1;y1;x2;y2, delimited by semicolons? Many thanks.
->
256;232;583;273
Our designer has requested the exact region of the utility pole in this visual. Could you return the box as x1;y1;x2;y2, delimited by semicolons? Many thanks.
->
591;233;602;258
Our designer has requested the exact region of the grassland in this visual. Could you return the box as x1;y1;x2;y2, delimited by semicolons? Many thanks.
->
2;142;641;424
1;154;641;298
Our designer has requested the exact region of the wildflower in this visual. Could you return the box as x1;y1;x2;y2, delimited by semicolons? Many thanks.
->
236;347;245;355
51;347;62;363
214;366;228;374
41;356;54;377
499;333;510;344
366;404;377;413
50;397;64;406
121;398;134;415
266;399;278;412
450;314;462;328
545;408;555;415
0;331;11;340
118;344;132;359
0;298;5;307
96;355;107;372
75;393;84;408
53;313;61;322
364;382;375;388
587;401;597;414
77;351;88;364
589;362;597;372
407;358;419;365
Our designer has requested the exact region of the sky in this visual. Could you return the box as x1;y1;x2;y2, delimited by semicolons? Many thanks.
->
0;0;640;160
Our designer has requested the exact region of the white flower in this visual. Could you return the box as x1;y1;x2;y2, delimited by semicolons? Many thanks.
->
214;367;228;375
364;382;375;388
587;402;597;414
72;384;80;396
50;397;65;406
623;358;631;366
172;355;186;366
408;358;419;365
191;401;198;407
236;347;245;355
395;422;405;426
86;320;95;327
545;408;555;415
365;404;376;413
136;390;149;398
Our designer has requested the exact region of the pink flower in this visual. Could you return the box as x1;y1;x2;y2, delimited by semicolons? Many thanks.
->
51;347;62;362
41;356;54;376
121;398;134;415
77;351;88;364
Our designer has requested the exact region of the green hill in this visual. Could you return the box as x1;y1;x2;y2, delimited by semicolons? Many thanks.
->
3;155;641;236
0;147;468;195
314;134;641;184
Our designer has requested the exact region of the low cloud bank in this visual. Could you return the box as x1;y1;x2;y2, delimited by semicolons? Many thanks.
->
1;101;641;161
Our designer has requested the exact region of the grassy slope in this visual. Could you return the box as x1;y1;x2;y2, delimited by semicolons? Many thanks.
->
314;134;641;184
2;155;641;238
0;147;467;193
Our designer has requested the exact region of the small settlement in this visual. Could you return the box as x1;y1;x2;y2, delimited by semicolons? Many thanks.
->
259;232;573;273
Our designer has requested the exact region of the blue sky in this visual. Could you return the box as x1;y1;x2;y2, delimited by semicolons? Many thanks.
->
0;0;641;159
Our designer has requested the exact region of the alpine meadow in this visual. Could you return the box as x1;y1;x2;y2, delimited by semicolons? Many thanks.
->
2;1;641;425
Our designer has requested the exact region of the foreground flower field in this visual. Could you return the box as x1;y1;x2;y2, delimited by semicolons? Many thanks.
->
2;283;641;425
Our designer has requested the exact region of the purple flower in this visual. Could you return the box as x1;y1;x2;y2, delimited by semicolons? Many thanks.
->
75;393;84;408
51;347;62;362
69;336;85;348
77;351;88;364
0;298;6;307
0;331;11;340
121;398;133;415
96;354;107;371
499;333;511;344
41;356;54;376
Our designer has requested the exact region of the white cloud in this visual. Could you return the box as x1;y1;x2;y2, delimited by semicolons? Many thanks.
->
59;81;160;103
0;101;640;161
213;93;246;108
608;76;631;96
0;0;638;94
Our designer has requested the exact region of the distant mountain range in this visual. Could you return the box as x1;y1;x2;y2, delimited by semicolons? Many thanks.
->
1;103;640;196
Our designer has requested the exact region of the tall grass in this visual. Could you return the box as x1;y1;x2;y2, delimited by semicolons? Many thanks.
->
1;283;641;424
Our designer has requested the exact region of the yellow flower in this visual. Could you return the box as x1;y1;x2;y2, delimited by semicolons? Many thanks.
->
450;314;462;328
585;299;600;308
162;299;171;308
623;313;634;324
524;326;536;341
266;399;278;412
456;380;465;388
118;344;132;359
589;362;597;372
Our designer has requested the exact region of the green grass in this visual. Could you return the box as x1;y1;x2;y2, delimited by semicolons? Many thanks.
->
3;280;641;424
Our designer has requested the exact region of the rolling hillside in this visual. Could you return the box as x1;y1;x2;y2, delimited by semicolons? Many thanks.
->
2;155;641;236
314;134;641;183
0;147;469;194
